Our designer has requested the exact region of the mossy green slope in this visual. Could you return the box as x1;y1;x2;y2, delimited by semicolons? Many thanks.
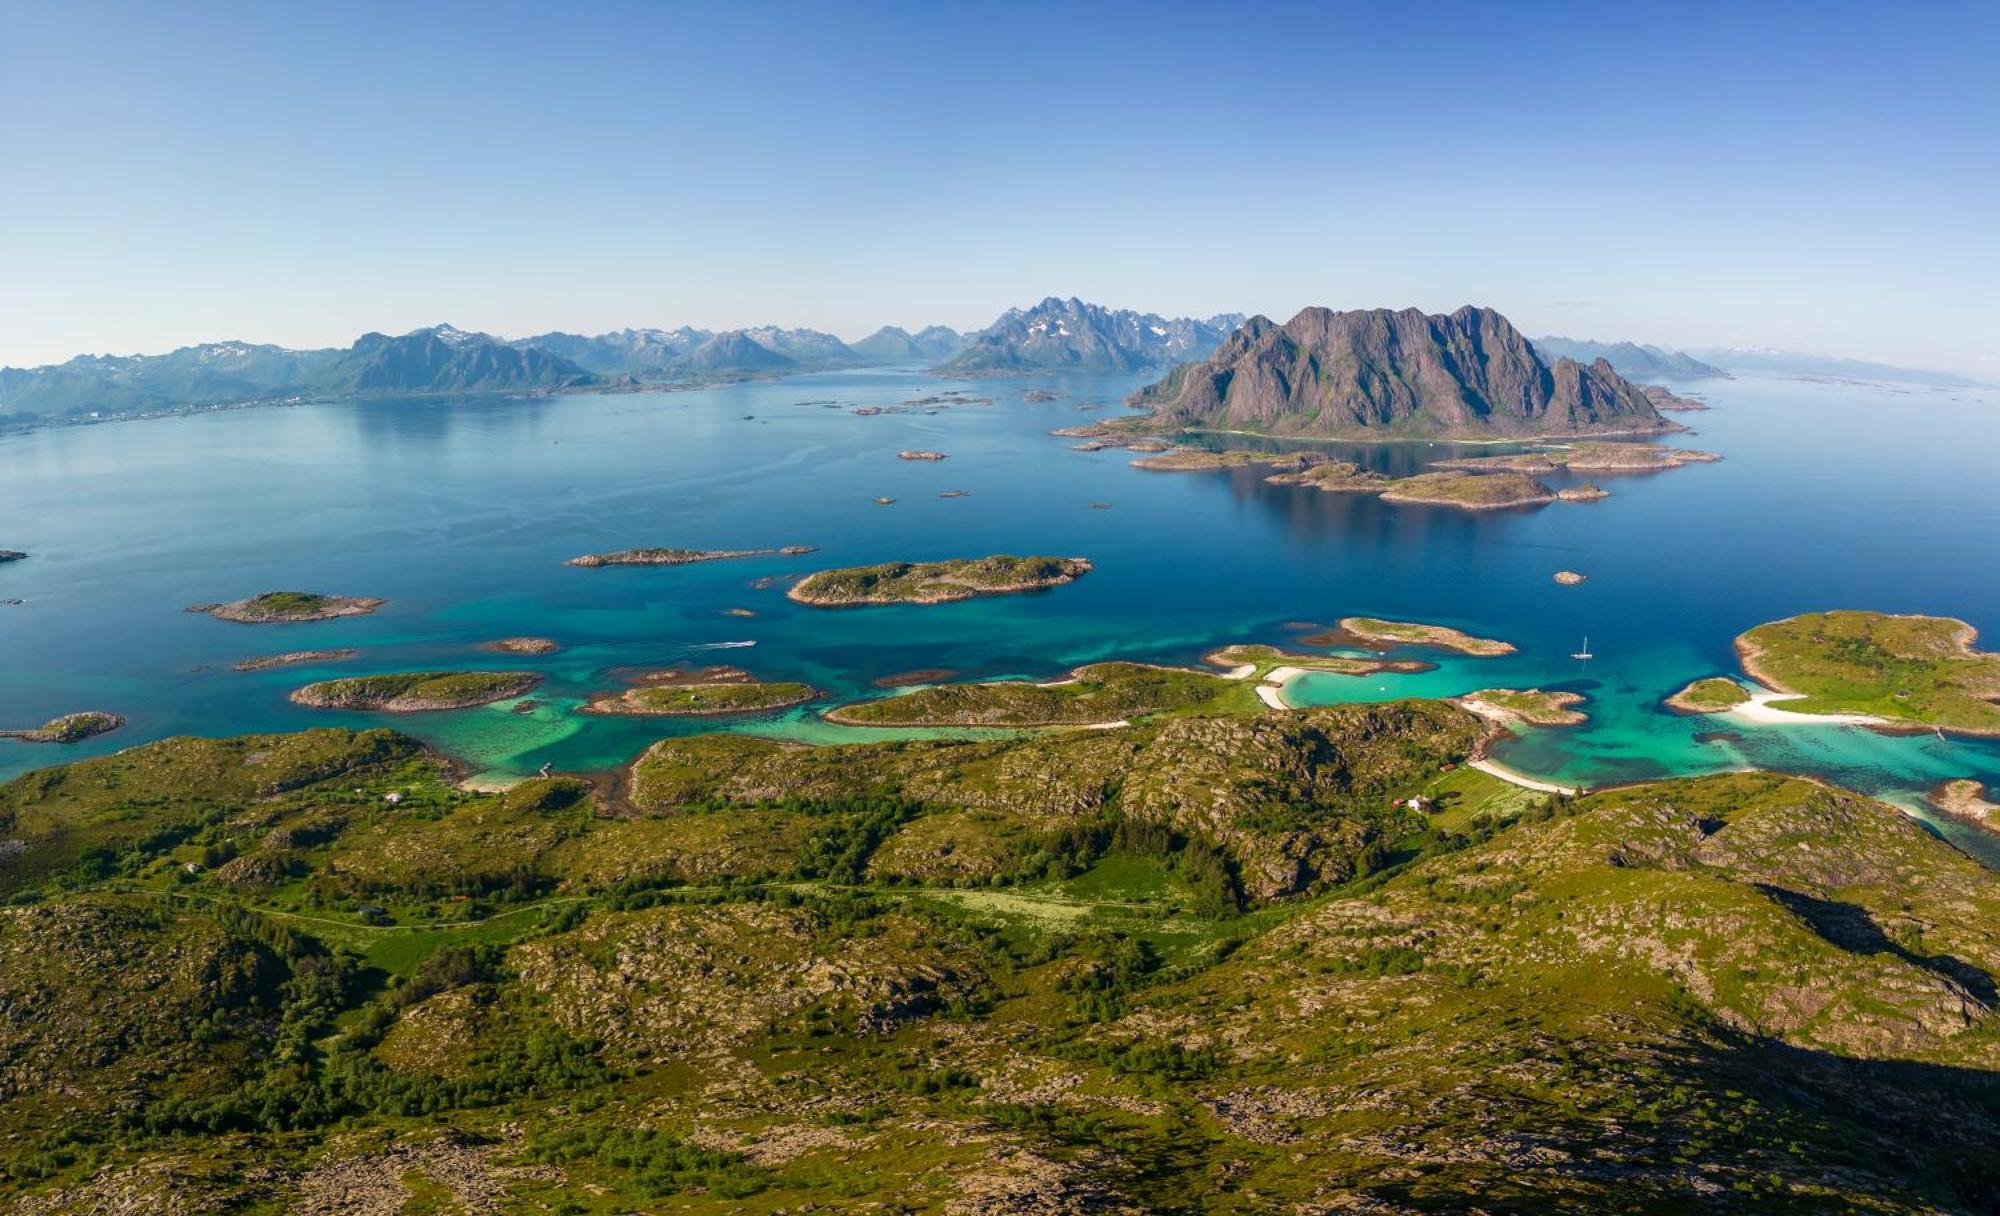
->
2;730;1999;1212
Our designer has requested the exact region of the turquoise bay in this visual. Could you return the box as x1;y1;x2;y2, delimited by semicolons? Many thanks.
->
2;368;1996;858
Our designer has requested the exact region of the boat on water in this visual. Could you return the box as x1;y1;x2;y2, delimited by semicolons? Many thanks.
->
1571;636;1594;660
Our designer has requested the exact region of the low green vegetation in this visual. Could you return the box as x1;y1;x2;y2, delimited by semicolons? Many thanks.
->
1262;458;1390;491
788;555;1092;605
1736;610;2000;734
188;591;384;622
1377;470;1557;509
587;680;818;716
1668;676;1754;712
1457;687;1587;726
824;661;1254;726
290;670;542;712
1339;616;1517;656
4;718;2000;1212
1203;642;1431;677
0;711;125;743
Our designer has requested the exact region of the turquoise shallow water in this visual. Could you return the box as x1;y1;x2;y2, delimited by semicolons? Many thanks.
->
1;367;1996;857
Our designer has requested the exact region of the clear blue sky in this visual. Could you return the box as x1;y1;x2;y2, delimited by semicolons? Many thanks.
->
2;0;1994;374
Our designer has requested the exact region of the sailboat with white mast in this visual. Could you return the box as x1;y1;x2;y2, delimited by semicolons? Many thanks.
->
1571;636;1594;660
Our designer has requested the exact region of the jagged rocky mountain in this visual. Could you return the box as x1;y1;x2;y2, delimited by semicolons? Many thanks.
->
1531;335;1728;381
517;326;713;375
323;325;598;395
1132;305;1682;440
849;324;967;363
939;297;1245;375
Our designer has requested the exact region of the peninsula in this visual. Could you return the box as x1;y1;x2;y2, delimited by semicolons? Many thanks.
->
1337;618;1517;656
1929;779;1997;833
0;711;125;743
290;671;542;712
788;555;1092;606
0;550;24;563
188;591;384;623
566;545;815;568
1733;611;2000;735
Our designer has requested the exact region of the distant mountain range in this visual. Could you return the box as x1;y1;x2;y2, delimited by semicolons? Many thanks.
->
13;303;1974;429
1530;336;1728;382
1133;306;1679;440
0;325;599;422
938;297;1245;376
850;325;968;363
1686;348;1992;388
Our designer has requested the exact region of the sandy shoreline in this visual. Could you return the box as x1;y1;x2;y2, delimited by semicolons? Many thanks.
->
1468;758;1581;796
1257;666;1304;709
1723;688;1892;728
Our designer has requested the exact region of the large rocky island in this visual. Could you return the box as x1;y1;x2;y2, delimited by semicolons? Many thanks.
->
1129;305;1685;440
788;555;1093;606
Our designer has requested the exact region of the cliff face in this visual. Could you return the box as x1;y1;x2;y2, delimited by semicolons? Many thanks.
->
1132;306;1680;439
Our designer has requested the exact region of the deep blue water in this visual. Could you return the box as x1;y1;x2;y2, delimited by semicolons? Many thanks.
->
1;368;1995;854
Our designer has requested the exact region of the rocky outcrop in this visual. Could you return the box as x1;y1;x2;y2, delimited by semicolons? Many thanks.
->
1132;306;1682;439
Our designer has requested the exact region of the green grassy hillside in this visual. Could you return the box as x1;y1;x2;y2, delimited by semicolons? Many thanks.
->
2;724;1997;1212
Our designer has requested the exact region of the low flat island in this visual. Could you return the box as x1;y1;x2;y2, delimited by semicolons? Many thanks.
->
1453;689;1587;727
788;555;1092;606
567;546;815;568
290;671;542;712
585;679;819;717
0;550;25;563
234;648;361;672
1377;472;1558;510
1337;618;1518;656
188;591;384;623
1733;611;2000;735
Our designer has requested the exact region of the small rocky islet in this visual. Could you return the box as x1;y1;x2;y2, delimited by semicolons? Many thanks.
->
479;636;560;655
187;591;384;623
